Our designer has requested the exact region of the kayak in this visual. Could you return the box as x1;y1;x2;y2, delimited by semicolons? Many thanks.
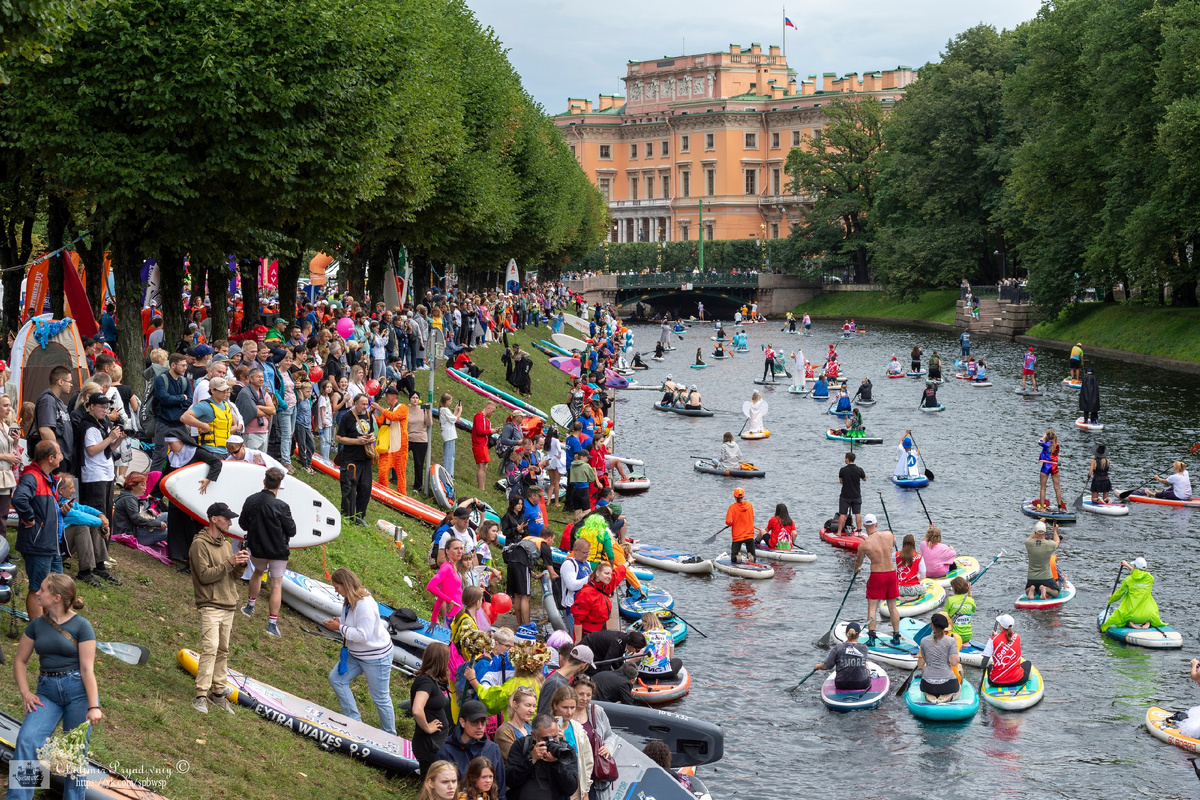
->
755;547;818;563
981;661;1044;710
919;405;946;413
619;585;675;620
1097;611;1184;649
928;556;981;588
613;475;652;494
821;661;890;711
1081;497;1129;516
1014;579;1076;609
1145;706;1200;753
1075;417;1104;431
1014;389;1043;397
898;618;987;666
882;580;946;618
891;474;930;489
740;430;770;440
632;667;692;705
711;554;775;579
1020;499;1077;522
905;675;979;721
626;614;688;645
1125;493;1200;509
632;543;715;575
653;404;715;418
693;460;766;478
819;527;864;550
826;430;883;444
833;622;918;670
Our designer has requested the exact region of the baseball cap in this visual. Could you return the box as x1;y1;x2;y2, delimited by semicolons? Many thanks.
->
226;435;244;446
87;392;112;407
452;507;471;519
862;513;878;526
732;488;745;499
193;344;214;357
570;645;596;666
1133;557;1147;570
206;502;238;520
209;377;231;392
510;409;526;417
996;614;1015;630
459;699;488;722
845;621;863;634
1033;520;1047;534
902;438;912;449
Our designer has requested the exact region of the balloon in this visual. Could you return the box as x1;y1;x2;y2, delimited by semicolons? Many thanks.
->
336;318;354;339
308;366;323;383
366;378;380;396
483;601;498;624
490;592;512;615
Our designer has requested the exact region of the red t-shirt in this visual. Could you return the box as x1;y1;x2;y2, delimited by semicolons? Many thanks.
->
895;553;923;587
765;517;795;549
471;413;492;447
987;632;1024;684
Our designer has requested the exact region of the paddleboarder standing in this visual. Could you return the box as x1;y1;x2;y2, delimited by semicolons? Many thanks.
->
852;516;901;646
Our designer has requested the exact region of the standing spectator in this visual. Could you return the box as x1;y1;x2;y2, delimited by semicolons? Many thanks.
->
408;392;432;495
411;642;452;776
537;644;592;717
239;467;296;637
323;567;396;734
273;349;298;468
12;441;65;619
0;394;21;522
152;354;192;467
336;393;375;525
472;401;497;492
434;699;507;799
236;368;275;452
293;379;316;473
438;393;462;479
571;562;614;642
375;387;409;491
7;575;102;800
504;714;578;800
316;378;335;459
100;302;119;346
181;376;239;458
188;502;248;713
33;365;75;474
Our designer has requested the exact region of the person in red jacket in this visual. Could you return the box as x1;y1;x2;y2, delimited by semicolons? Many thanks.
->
571;561;614;641
472;401;496;492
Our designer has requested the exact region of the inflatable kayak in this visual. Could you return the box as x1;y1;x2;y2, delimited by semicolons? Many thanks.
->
821;661;889;711
919;404;946;413
981;660;1045;710
819;527;864;550
1020;499;1077;522
833;622;918;670
619;585;675;620
755;546;817;563
1145;706;1200;753
711;554;775;579
541;572;566;632
905;675;979;721
1125;493;1200;509
632;667;691;705
898;618;987;667
883;580;946;618
653;404;715;417
891;474;930;489
632;543;715;575
1075;417;1104;431
1013;579;1076;609
627;614;689;645
826;430;883;444
1081;497;1129;516
1097;611;1184;649
693;459;766;478
740;430;770;440
177;649;419;772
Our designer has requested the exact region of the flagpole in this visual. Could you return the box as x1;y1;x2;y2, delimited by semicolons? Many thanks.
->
782;6;786;61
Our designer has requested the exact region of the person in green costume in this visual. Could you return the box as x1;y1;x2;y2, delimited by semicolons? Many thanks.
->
1100;557;1165;631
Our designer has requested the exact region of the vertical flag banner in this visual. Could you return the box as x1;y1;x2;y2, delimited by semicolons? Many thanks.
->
23;260;49;320
63;253;98;337
144;259;162;308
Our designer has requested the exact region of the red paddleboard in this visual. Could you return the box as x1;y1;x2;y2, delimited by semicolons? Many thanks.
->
818;527;866;550
311;453;445;525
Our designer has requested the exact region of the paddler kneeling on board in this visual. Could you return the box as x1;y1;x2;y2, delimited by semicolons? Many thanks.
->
981;614;1031;687
695;347;705;366
916;613;962;702
717;432;743;471
1100;557;1166;631
887;356;904;376
853;377;873;403
812;621;872;691
919;380;939;409
1024;520;1061;601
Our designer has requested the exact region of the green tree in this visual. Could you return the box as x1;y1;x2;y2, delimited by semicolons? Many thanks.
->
0;0;99;82
783;96;886;283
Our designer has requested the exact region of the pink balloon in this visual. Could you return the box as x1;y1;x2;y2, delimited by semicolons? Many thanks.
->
336;318;354;339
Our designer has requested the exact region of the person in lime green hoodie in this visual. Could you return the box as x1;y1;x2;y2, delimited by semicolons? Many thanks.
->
1101;557;1165;631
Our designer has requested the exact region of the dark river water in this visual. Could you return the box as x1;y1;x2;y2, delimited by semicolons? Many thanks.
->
613;321;1200;799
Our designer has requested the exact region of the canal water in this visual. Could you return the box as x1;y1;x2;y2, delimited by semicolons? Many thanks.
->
615;321;1200;798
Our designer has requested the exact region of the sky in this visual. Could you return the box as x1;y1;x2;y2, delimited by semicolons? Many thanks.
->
467;0;1044;113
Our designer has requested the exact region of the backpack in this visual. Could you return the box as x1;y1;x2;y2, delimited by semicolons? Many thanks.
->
502;538;537;570
823;518;840;533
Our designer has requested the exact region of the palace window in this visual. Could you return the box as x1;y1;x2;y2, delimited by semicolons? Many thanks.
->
661;175;670;197
744;168;757;195
680;135;690;152
629;176;638;200
705;132;715;150
630;143;638;159
771;132;780;149
599;178;611;200
744;132;757;148
792;130;801;147
599;144;612;159
772;168;781;196
681;171;690;198
771;222;780;239
681;224;690;241
646;176;653;200
705;168;715;196
704;222;714;240
661;140;669;157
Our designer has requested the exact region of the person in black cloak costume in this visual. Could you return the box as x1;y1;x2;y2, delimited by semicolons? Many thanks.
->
511;348;533;397
162;430;224;571
1079;367;1101;424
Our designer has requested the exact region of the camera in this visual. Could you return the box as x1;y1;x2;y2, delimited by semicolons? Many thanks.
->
542;737;574;761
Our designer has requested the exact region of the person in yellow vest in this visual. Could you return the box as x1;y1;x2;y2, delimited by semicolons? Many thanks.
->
373;386;409;492
180;377;241;456
1069;342;1084;381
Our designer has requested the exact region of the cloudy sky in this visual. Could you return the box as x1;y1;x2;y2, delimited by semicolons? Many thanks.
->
467;0;1043;113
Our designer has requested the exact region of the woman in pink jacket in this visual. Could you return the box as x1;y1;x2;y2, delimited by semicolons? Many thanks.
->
426;538;466;631
919;526;958;579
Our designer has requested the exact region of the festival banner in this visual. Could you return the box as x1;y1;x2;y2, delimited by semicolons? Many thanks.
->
23;260;49;320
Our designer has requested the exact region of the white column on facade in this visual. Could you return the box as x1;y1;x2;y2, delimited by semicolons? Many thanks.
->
650;217;658;243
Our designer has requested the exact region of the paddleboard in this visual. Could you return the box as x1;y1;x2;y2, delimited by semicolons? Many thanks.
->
619;585;675;620
755;547;817;563
562;313;591;335
176;649;419;772
429;463;455;510
551;332;589;352
898;618;987;667
690;364;707;369
1125;493;1200;509
1145;706;1200;753
606;737;707;799
626;613;688;645
613;475;651;494
632;667;691;705
551;404;574;428
1097;611;1184;649
826;430;883;445
693;460;766;478
1020;499;1077;522
855;399;877;406
819;527;864;550
710;553;775;579
919;404;946;413
786;386;812;396
653;404;715;417
1081;497;1129;516
631;543;715;575
907;371;927;378
891;475;930;489
1075;417;1104;431
969;381;993;388
161;462;340;548
905;675;979;721
752;379;784;386
1014;389;1043;397
821;661;889;711
880;579;946;618
541;572;566;632
1062;378;1081;389
981;661;1044;710
1013;579;1076;609
740;430;770;440
925;556;981;588
833;623;918;670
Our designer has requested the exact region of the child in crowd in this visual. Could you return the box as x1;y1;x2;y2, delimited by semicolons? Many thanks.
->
293;380;315;473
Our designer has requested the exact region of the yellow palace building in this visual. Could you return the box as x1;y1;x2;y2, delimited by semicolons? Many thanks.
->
554;43;914;244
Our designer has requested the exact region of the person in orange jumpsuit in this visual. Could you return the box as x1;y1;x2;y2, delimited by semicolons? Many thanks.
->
725;487;763;565
374;386;409;492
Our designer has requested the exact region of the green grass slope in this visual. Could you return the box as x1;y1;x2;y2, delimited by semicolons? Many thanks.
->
1026;303;1200;363
791;290;959;325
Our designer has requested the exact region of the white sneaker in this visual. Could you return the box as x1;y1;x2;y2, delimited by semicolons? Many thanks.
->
192;696;209;714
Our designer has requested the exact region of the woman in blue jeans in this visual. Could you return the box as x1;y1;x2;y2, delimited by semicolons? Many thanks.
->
322;568;396;734
8;574;102;800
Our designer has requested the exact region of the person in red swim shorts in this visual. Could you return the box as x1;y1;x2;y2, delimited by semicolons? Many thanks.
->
852;514;901;646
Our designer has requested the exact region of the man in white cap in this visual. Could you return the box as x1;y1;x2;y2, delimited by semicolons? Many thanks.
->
1024;519;1061;601
852;513;901;646
224;434;286;472
537;643;594;716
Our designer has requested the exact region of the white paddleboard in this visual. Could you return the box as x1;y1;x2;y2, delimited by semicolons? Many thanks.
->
551;332;589;352
161;461;340;548
562;313;591;335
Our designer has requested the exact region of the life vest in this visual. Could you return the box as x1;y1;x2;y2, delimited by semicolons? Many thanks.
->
987;632;1023;684
199;400;235;450
896;553;923;587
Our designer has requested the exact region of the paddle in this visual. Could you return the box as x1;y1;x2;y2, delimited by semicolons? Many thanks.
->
701;524;731;545
914;489;933;526
1071;489;1086;512
815;571;859;648
908;430;935;482
1099;563;1125;627
896;667;920;697
969;550;1006;585
665;608;709;639
877;492;895;535
1118;442;1200;499
787;668;818;691
96;642;150;666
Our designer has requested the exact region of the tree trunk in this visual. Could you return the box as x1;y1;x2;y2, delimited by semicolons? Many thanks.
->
238;258;260;331
365;244;388;309
111;236;148;396
74;228;107;317
277;252;303;323
853;245;870;284
207;257;229;344
190;259;208;302
45;194;69;319
157;246;187;351
344;248;366;305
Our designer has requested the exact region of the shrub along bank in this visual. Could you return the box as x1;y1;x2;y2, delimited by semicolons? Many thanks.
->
1025;303;1200;364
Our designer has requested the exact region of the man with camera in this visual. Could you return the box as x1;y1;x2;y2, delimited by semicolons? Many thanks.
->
505;714;580;800
434;700;507;798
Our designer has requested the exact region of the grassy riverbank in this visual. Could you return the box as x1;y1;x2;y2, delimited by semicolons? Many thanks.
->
0;324;576;800
790;290;959;324
1026;303;1200;363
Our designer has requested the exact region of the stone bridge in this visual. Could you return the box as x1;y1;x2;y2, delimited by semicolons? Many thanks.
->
563;272;819;318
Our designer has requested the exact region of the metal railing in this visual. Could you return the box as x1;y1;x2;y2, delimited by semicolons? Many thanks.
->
615;271;760;289
964;285;1032;305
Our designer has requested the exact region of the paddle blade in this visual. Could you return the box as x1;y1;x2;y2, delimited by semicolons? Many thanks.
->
816;629;833;648
1072;491;1085;511
895;670;916;697
97;642;150;665
1117;488;1136;500
924;468;935;482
